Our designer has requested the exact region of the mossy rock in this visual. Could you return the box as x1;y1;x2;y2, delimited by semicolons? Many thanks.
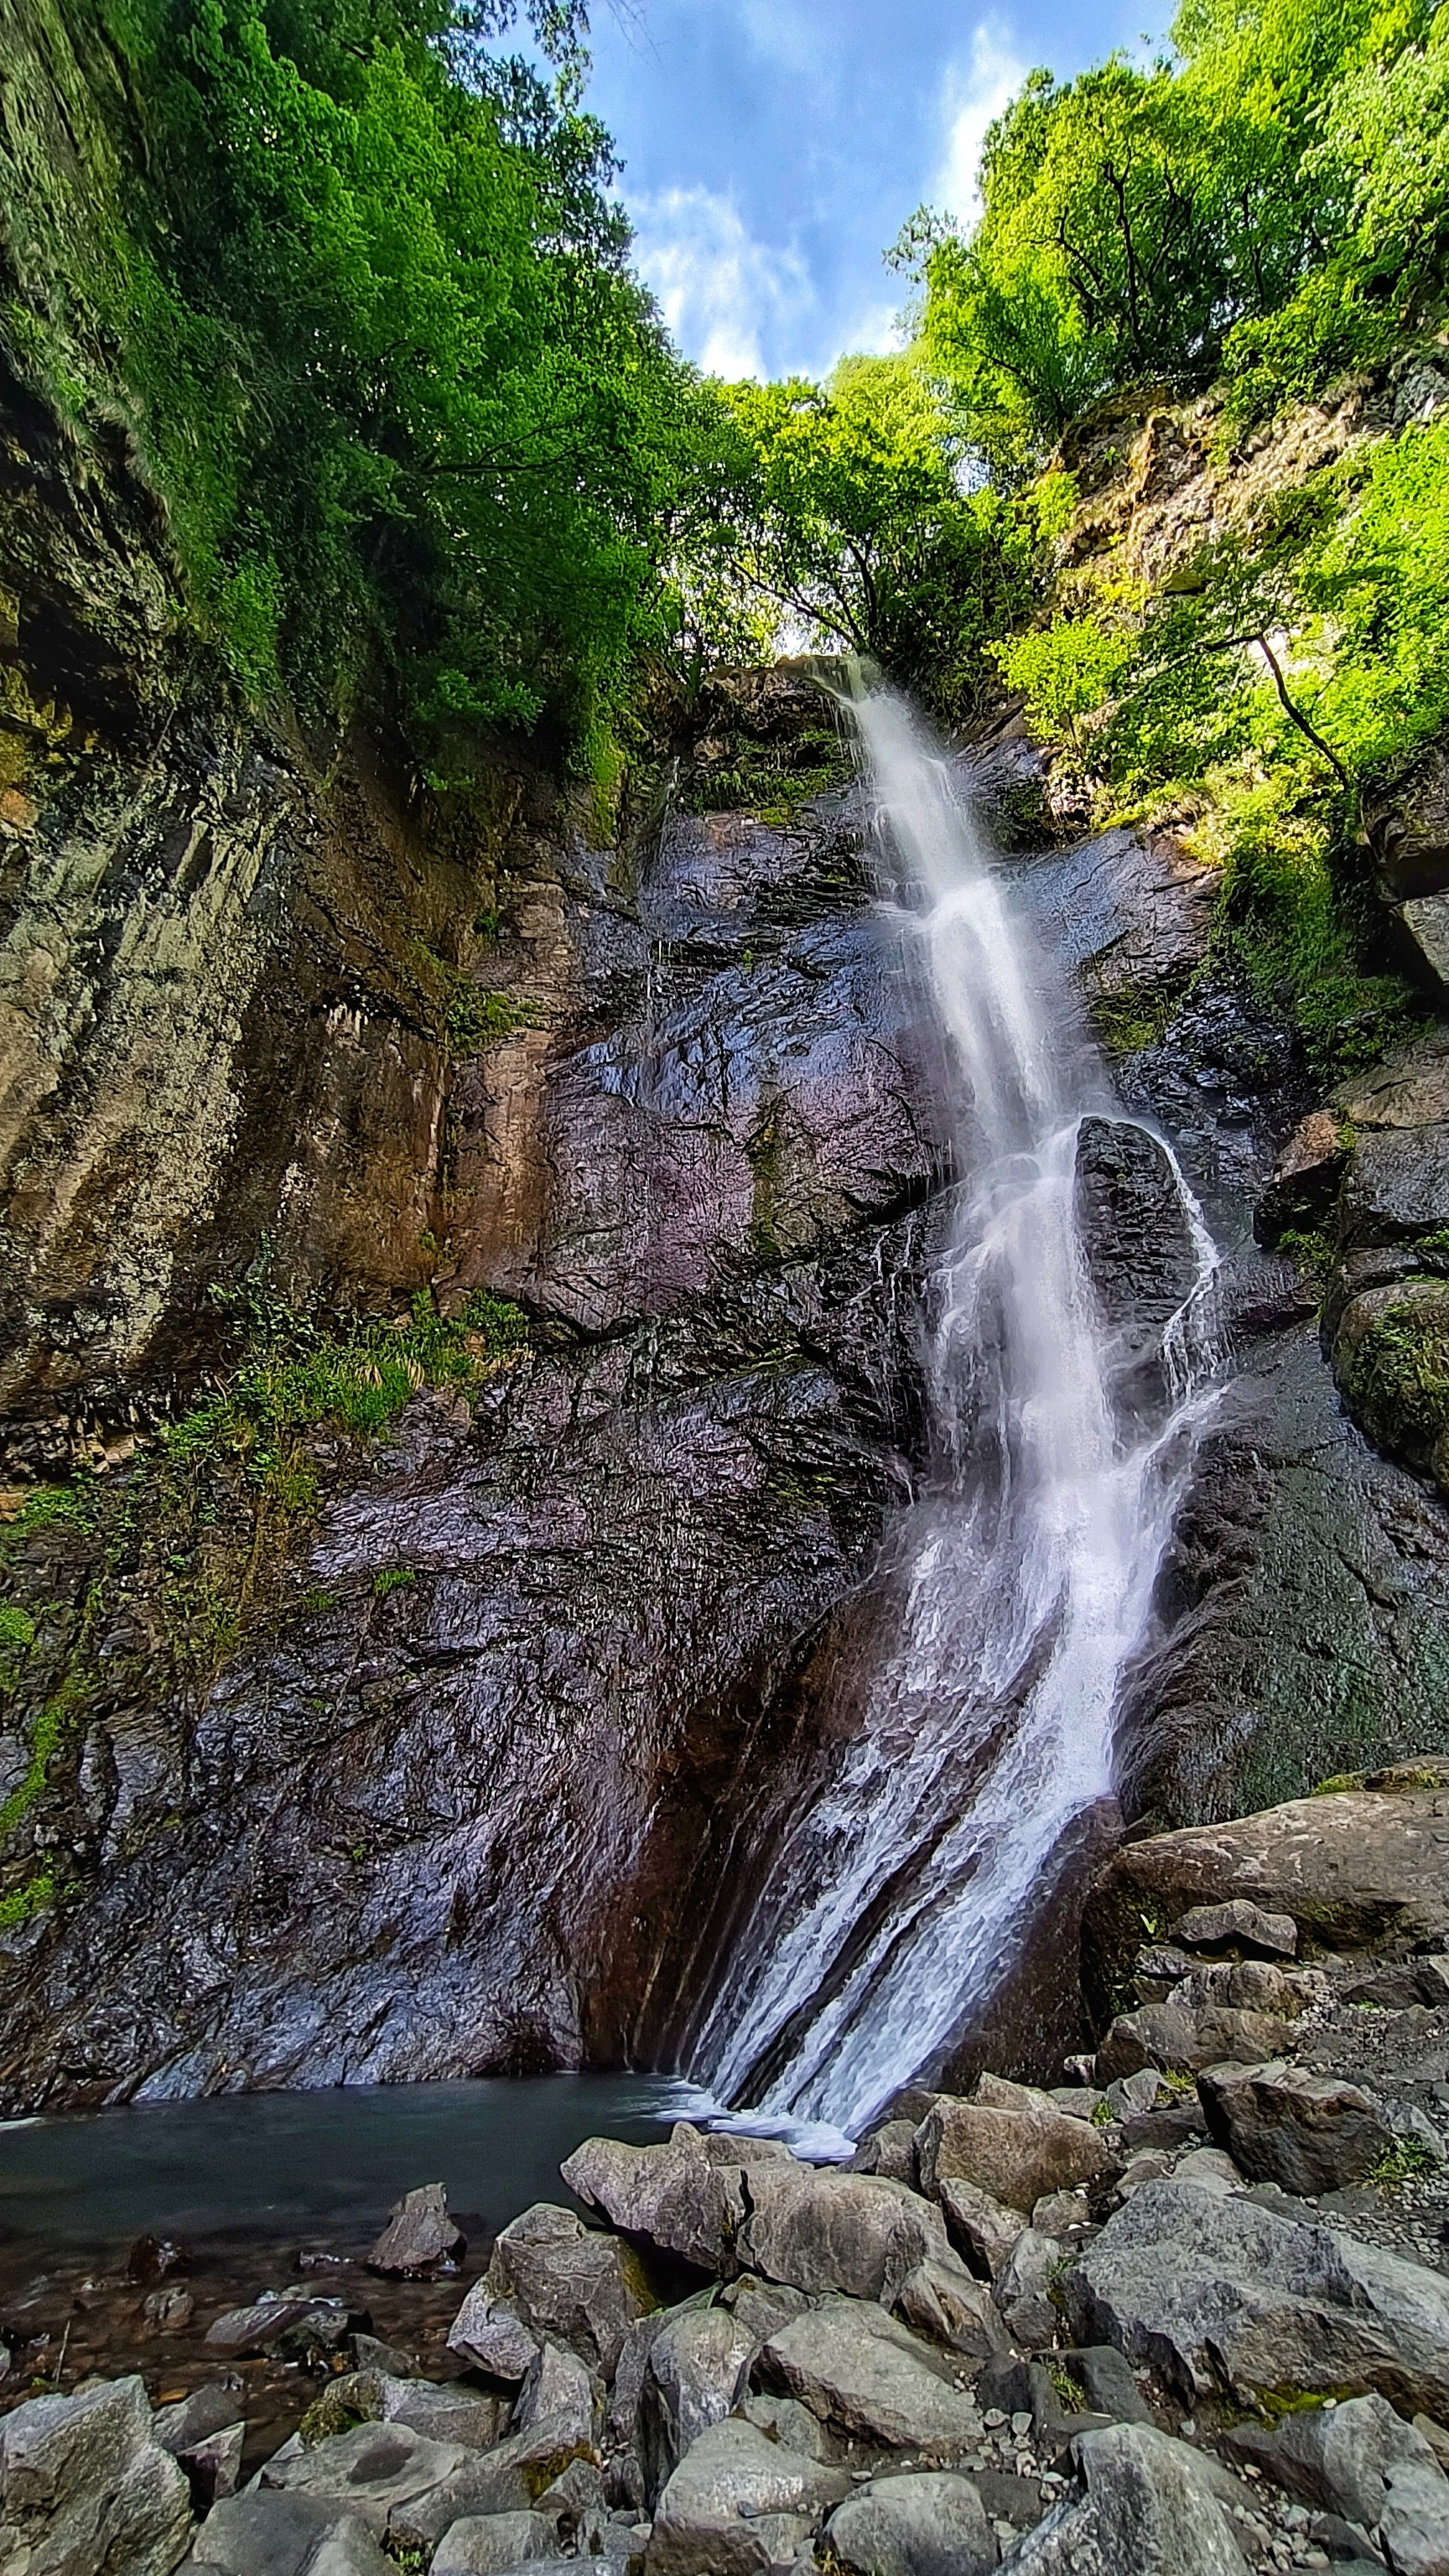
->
1332;1276;1449;1488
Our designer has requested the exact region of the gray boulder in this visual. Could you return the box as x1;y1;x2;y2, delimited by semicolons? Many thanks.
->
1063;2179;1449;2417
203;2295;352;2360
916;2078;1112;2213
262;2416;594;2541
639;2305;756;2501
0;2375;194;2576
1224;2393;1444;2530
181;2490;392;2573
486;2203;656;2376
992;2231;1063;2352
1171;1901;1297;1959
303;2369;506;2454
759;2297;981;2454
739;2395;840;2462
998;2423;1247;2573
175;2426;245;2515
1058;2346;1154;2425
852;2122;920;2185
448;2286;543;2381
1381;2461;1449;2576
1095;1962;1318;2085
1199;2062;1394;2195
824;2470;999;2576
937;2179;1026;2280
735;2164;951;2304
430;2519;564;2575
1031;2191;1093;2242
562;2132;748;2275
647;2418;849;2576
151;2390;247;2511
512;2341;598;2448
153;2391;242;2459
366;2181;463;2276
894;2257;1010;2360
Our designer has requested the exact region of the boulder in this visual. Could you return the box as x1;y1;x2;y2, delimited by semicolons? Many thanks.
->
735;2164;951;2304
1106;2150;1178;2208
366;2182;463;2276
448;2286;543;2381
1169;2148;1241;2194
512;2341;598;2449
302;2370;506;2454
1046;2088;1108;2121
204;2294;353;2360
916;2079;1112;2213
937;2179;1027;2280
1380;2460;1449;2576
352;2334;415;2376
180;2490;392;2573
824;2470;999;2576
1341;1125;1449;1244
1105;2070;1165;2123
759;2297;982;2454
430;2516;564;2574
1171;1900;1297;1958
739;2395;839;2462
174;2424;245;2515
0;2375;194;2576
153;2389;246;2458
999;2422;1248;2573
991;2231;1063;2352
893;2257;1010;2360
1223;2392;1443;2529
1255;1113;1348;1244
1062;2178;1449;2418
1031;2192;1092;2241
485;2203;656;2376
562;2132;748;2275
1198;2062;1394;2194
852;2122;920;2185
1057;2346;1153;2426
1095;1961;1320;2085
639;2305;756;2501
1082;1763;1449;2019
646;2418;849;2576
262;2416;593;2540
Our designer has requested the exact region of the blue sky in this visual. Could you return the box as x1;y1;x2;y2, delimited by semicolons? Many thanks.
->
584;0;1172;381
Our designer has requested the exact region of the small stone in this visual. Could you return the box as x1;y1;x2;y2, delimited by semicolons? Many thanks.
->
143;2286;195;2332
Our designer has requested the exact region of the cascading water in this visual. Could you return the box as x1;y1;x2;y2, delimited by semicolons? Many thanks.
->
686;684;1221;2144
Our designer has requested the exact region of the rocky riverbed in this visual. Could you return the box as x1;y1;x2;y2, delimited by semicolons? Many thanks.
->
7;1762;1449;2574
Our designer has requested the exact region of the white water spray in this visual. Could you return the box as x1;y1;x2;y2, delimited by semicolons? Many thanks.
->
688;687;1220;2142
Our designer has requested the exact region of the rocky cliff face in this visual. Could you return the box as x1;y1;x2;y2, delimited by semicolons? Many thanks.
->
7;339;1449;2111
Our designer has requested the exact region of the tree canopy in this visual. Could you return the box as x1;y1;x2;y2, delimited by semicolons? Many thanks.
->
910;0;1449;470
34;0;708;759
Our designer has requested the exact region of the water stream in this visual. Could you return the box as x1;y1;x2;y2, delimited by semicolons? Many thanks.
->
688;685;1221;2143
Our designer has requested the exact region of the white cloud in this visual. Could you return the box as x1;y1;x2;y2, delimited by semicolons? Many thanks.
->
830;299;906;365
628;185;814;380
932;20;1028;228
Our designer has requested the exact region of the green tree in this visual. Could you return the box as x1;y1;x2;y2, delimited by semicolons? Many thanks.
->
695;353;1041;717
16;0;707;756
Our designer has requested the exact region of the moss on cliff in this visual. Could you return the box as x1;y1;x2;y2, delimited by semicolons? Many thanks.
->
0;1280;527;1927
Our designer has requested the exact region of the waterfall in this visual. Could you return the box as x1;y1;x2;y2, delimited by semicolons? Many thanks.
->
686;684;1221;2144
